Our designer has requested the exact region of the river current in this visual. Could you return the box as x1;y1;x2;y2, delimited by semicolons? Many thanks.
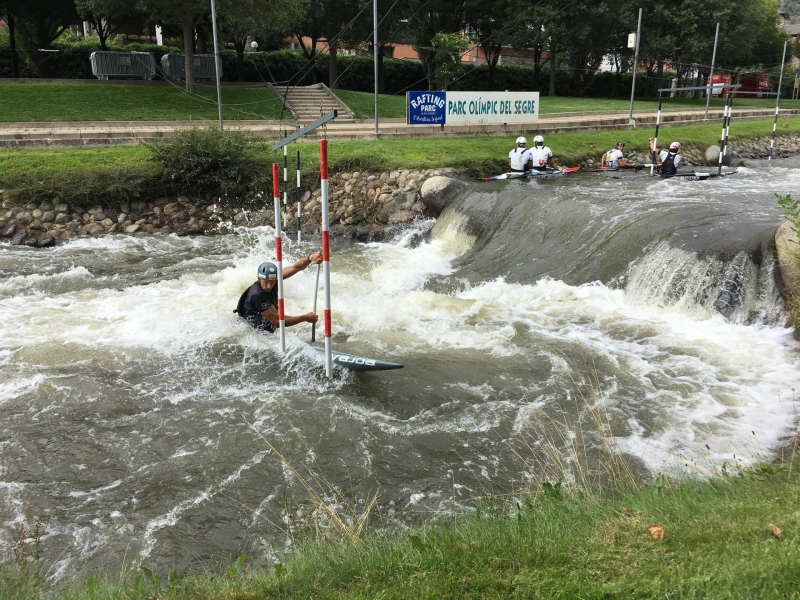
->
1;158;799;585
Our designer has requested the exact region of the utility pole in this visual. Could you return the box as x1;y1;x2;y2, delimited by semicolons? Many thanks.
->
210;0;224;130
373;0;379;135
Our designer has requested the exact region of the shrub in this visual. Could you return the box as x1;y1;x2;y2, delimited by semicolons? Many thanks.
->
148;127;260;198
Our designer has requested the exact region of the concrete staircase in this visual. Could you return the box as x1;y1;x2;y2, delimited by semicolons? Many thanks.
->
270;83;356;124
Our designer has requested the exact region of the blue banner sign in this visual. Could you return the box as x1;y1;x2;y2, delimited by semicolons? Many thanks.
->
407;91;539;125
407;91;446;125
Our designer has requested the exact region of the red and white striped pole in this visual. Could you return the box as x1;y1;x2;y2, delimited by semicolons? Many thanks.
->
319;141;332;377
272;163;286;352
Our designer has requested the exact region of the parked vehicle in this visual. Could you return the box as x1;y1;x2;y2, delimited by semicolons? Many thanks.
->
733;72;771;98
706;73;732;97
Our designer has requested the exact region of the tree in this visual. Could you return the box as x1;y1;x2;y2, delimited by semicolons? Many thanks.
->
405;0;466;90
464;0;523;90
75;0;141;50
4;0;78;76
140;0;208;93
293;0;363;88
217;0;306;82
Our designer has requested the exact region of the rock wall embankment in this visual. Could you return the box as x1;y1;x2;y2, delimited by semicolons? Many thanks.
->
0;167;464;247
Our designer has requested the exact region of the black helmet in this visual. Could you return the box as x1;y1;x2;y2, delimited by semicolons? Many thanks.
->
257;262;278;280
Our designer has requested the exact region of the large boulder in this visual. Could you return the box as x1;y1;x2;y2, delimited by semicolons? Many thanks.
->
705;145;732;166
419;176;467;217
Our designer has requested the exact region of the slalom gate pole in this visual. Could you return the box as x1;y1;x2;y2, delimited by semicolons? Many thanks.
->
283;145;289;227
769;41;788;162
720;93;733;175
296;150;302;242
717;94;733;175
272;163;286;352
320;140;332;377
651;93;663;176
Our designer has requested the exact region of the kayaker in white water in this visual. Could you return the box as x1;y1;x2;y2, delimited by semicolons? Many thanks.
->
600;141;637;168
529;135;556;171
508;136;533;173
234;252;322;332
650;138;683;176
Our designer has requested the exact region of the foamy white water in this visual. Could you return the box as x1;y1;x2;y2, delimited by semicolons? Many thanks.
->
0;158;798;586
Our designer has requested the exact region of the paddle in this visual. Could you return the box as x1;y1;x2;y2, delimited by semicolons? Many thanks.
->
311;262;321;342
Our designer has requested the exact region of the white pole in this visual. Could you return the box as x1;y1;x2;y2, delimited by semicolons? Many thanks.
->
769;40;788;161
209;0;224;130
272;163;286;352
628;8;642;126
704;22;720;120
373;0;379;135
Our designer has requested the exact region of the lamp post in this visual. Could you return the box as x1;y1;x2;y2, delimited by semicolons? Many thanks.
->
373;0;379;135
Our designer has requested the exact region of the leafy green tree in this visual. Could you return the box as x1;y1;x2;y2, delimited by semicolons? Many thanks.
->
217;0;306;81
293;0;363;88
406;0;466;90
432;31;468;89
139;0;208;93
75;0;141;50
464;0;525;90
3;0;78;76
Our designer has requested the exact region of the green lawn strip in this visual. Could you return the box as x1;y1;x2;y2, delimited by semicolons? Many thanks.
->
2;117;799;206
0;82;285;122
52;467;799;599
331;89;800;120
2;82;798;123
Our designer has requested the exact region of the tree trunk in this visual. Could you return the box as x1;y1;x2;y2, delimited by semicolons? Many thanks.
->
328;38;338;88
8;13;18;78
549;43;556;96
181;19;196;94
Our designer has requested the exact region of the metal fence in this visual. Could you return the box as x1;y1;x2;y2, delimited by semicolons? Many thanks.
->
89;51;156;80
160;54;220;81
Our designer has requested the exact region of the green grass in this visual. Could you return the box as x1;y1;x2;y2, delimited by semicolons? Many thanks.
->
332;88;800;119
13;463;799;599
0;82;288;122
2;116;799;192
333;89;409;120
2;82;798;123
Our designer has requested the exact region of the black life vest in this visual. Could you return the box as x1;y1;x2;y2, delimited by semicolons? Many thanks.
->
661;151;678;175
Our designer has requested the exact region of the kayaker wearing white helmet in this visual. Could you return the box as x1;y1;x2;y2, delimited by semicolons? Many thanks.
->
508;136;533;172
529;135;556;170
600;141;637;169
234;252;322;332
650;138;683;176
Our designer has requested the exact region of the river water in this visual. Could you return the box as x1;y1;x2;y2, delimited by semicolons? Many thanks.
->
1;159;799;585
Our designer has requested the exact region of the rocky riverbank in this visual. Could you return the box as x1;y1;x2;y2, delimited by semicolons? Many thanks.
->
2;134;800;248
0;167;464;248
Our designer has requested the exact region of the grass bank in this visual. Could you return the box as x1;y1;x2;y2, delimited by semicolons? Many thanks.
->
334;88;800;120
6;459;799;599
1;116;799;207
0;82;287;122
2;82;800;123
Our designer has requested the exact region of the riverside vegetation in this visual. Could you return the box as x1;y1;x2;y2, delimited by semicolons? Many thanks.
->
2;117;800;247
2;116;800;599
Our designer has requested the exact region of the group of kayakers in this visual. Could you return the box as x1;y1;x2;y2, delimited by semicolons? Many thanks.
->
508;136;683;174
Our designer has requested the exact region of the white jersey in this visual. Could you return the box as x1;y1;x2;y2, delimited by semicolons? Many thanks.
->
508;146;532;171
529;145;554;169
603;148;624;168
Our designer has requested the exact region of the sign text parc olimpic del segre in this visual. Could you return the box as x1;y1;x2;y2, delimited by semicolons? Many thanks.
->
406;91;539;125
